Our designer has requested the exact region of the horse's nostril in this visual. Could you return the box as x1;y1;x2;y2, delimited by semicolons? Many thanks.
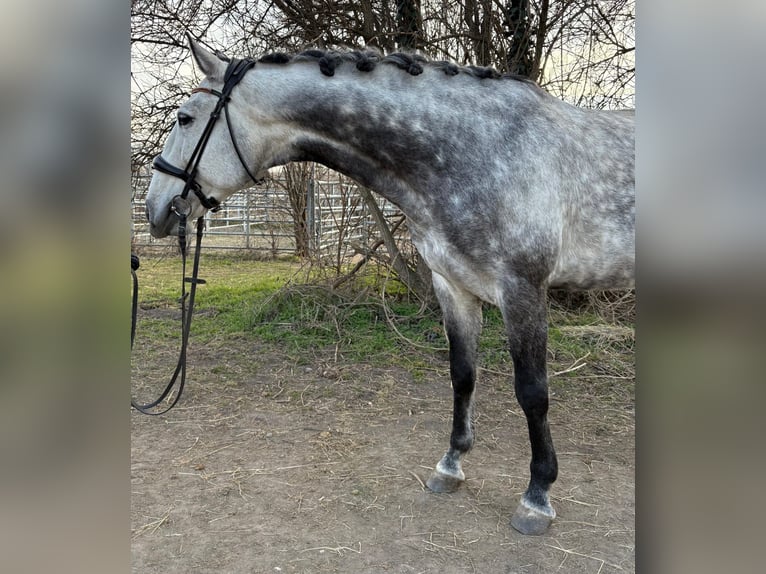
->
145;205;152;222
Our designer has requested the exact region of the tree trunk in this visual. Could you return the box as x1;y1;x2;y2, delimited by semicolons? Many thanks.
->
358;187;433;303
504;0;535;77
284;163;311;257
395;0;423;51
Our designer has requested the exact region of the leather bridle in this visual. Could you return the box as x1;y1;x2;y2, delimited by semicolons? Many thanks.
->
151;56;260;215
132;56;259;415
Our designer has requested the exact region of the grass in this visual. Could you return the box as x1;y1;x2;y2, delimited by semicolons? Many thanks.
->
134;254;634;377
135;253;304;335
248;286;445;361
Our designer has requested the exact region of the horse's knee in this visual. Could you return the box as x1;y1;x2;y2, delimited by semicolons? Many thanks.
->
446;325;477;394
514;378;549;418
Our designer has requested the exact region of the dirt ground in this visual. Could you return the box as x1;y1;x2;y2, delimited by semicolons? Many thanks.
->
132;328;634;573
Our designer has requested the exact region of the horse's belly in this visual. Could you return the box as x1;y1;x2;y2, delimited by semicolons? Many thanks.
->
549;252;634;290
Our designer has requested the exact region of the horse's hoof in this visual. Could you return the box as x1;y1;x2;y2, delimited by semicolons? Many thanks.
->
510;499;555;535
426;471;464;493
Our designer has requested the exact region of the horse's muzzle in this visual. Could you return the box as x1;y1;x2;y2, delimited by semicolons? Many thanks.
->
147;204;184;239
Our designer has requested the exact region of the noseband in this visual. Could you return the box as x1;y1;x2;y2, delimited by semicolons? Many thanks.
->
152;56;261;215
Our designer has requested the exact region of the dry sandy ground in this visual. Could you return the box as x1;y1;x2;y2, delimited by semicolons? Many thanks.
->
132;333;634;573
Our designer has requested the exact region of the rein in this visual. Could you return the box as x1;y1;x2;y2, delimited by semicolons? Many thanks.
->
131;214;205;415
131;56;258;414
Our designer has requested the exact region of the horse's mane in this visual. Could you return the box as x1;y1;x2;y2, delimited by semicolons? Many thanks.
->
256;48;542;90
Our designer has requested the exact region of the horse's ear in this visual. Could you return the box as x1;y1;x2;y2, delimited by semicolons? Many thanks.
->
187;34;226;81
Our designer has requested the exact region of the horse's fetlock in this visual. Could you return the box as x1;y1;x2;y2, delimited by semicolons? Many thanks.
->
450;432;474;454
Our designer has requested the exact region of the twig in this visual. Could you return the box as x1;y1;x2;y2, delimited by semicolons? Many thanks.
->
551;352;590;377
132;507;172;539
408;470;426;491
332;215;406;289
300;542;361;555
380;269;447;352
421;539;467;553
270;382;285;400
545;540;623;571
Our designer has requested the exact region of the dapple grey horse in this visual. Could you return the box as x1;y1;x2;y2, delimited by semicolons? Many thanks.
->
144;38;634;535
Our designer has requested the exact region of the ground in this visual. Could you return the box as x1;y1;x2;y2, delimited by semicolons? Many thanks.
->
132;317;634;573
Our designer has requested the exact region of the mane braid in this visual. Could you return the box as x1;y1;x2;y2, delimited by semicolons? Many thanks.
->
256;48;541;89
258;52;291;65
381;52;425;75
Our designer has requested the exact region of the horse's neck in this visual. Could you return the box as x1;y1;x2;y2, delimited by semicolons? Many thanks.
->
247;64;484;214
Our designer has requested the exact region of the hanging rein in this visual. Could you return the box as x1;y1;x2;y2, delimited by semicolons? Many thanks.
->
131;56;259;414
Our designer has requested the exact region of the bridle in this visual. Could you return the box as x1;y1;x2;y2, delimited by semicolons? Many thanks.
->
132;56;260;415
151;56;260;216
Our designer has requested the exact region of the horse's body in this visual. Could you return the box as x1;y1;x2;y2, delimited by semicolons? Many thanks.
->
145;41;634;535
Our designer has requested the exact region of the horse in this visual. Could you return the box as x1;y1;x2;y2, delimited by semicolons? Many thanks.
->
143;37;634;535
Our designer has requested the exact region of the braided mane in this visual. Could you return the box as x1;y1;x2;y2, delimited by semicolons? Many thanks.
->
256;48;540;88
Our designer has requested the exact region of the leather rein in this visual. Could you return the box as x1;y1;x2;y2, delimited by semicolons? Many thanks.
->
131;56;258;415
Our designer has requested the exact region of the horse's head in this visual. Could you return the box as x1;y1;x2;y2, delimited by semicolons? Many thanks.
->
145;38;268;238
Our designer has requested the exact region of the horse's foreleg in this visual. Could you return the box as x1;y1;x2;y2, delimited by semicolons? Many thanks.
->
503;283;559;535
426;274;483;493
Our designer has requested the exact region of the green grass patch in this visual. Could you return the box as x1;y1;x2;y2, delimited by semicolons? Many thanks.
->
247;286;445;363
135;254;306;339
135;255;633;372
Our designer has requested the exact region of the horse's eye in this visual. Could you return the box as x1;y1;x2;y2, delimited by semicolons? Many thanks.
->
177;112;193;126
